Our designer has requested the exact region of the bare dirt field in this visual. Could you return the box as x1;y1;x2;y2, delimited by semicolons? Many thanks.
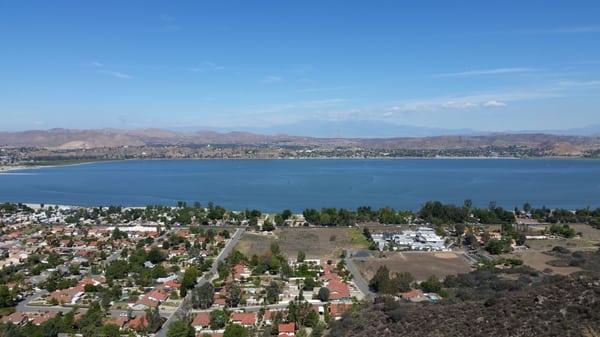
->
511;251;582;275
510;223;600;275
353;251;473;281
234;227;369;259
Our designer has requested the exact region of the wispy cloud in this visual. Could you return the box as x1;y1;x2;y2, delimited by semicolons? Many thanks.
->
541;25;600;33
159;15;181;32
261;75;284;83
91;61;133;80
483;100;507;107
434;67;537;78
188;62;225;73
556;80;600;87
297;86;350;93
99;70;133;80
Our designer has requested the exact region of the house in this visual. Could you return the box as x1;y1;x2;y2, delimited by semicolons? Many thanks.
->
128;315;148;332
230;312;257;327
192;312;211;331
400;289;428;302
329;303;352;319
1;312;27;325
278;323;295;336
30;312;58;325
232;264;251;281
325;278;350;300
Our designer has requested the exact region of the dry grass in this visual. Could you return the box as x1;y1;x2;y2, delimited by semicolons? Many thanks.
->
511;250;581;275
354;251;473;281
235;227;369;259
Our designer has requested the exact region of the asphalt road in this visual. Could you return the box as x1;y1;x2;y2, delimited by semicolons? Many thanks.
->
345;252;375;299
155;228;244;337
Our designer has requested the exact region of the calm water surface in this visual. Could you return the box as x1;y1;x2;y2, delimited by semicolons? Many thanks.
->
1;159;599;211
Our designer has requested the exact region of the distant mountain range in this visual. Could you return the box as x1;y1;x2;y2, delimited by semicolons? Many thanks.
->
174;120;600;138
1;127;600;157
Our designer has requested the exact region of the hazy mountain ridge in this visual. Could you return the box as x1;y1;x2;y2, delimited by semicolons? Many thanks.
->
1;128;600;156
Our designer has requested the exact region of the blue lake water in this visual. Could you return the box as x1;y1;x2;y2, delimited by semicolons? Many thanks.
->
1;159;599;212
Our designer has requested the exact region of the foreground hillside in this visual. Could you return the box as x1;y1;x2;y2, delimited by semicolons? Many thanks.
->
330;251;600;337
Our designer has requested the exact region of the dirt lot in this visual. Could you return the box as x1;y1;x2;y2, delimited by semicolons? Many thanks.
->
234;227;369;259
511;251;582;275
510;223;600;275
353;251;473;281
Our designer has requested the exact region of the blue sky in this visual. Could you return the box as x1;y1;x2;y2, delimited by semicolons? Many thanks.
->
1;0;600;132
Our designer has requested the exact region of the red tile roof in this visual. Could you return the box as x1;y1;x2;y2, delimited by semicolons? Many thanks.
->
192;312;210;327
231;312;257;326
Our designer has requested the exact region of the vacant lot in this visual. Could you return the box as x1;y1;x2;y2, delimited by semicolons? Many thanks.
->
354;251;473;281
510;251;581;275
234;227;369;259
509;223;600;275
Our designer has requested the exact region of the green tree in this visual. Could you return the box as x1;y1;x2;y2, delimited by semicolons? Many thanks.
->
297;250;306;263
166;320;194;337
226;282;242;307
100;324;121;337
265;281;281;304
209;310;228;330
181;266;199;296
318;287;330;302
223;324;249;337
191;282;214;309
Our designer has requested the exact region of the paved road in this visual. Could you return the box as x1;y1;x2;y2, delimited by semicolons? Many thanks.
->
155;228;244;337
345;252;375;299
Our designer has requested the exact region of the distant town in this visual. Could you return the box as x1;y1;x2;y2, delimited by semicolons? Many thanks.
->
2;200;600;336
2;128;600;171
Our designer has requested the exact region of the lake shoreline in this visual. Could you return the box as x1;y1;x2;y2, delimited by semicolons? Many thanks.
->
2;155;599;173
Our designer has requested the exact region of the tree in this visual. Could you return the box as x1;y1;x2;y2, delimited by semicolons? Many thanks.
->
420;276;442;293
262;220;275;231
265;281;281;304
105;260;128;280
297;250;306;263
523;202;532;213
146;308;162;333
147;247;166;264
303;277;316;291
318;287;330;302
515;233;527;246
393;272;414;293
181;266;199;296
270;242;281;256
226;282;242;307
166;320;194;337
0;285;14;307
191;282;214;309
310;322;326;337
223;324;249;337
100;324;121;337
485;239;508;255
209;310;228;330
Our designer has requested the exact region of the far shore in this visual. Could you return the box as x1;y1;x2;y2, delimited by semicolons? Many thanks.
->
2;155;599;174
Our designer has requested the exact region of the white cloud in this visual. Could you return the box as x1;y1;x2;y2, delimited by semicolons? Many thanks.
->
91;61;103;67
543;26;600;33
100;70;133;80
261;75;283;83
434;67;536;77
189;62;225;73
483;100;507;107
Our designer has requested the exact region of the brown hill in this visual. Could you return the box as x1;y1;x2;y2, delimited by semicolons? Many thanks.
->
1;128;600;153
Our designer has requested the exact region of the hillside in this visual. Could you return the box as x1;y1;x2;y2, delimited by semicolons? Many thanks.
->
1;128;600;156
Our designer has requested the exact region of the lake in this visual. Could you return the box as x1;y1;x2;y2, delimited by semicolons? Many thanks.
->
0;159;599;212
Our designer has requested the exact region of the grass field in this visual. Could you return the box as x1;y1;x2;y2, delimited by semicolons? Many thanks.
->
235;227;369;259
353;251;473;281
